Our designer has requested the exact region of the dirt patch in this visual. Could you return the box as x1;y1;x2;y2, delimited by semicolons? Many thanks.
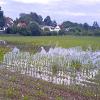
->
0;68;98;100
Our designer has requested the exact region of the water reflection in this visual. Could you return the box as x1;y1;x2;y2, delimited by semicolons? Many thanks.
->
3;46;100;85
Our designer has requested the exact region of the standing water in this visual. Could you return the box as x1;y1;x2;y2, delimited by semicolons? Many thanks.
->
3;46;100;85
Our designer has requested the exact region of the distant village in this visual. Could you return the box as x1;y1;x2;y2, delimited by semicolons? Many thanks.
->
0;7;62;34
0;6;100;36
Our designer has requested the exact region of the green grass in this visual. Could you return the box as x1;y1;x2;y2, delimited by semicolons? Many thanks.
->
0;47;10;62
0;35;100;62
0;36;100;49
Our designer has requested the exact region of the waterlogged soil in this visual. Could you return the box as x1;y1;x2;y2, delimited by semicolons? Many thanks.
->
0;42;54;63
0;68;98;100
3;43;54;54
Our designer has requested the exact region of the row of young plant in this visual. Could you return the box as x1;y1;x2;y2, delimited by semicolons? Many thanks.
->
2;46;100;99
2;47;100;85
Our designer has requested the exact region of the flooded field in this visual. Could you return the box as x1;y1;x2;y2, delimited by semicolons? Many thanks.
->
3;46;100;86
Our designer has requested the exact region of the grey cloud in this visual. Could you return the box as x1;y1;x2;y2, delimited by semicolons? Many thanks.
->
1;0;100;25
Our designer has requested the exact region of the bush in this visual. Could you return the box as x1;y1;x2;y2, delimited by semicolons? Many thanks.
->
28;21;42;36
71;60;82;70
6;21;42;36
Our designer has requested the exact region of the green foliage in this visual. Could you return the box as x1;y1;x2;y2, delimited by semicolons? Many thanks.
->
36;90;46;97
7;21;42;36
9;76;16;82
0;8;100;36
93;21;99;29
28;21;42;36
44;16;52;26
18;27;31;36
9;25;19;34
5;12;58;36
94;29;100;36
56;96;63;100
6;88;16;98
59;29;66;35
44;27;50;32
15;12;57;27
61;21;100;36
19;12;43;25
84;89;95;97
62;21;76;28
71;60;82;70
0;36;100;49
52;63;58;75
0;47;10;62
23;95;30;100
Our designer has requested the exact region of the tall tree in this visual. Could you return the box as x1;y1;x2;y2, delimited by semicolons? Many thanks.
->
19;13;32;24
44;16;52;26
30;12;43;24
93;21;99;29
52;20;57;27
0;7;5;28
83;23;89;30
28;21;42;36
18;12;43;25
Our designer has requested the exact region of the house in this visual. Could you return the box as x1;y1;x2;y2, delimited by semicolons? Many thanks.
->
41;26;54;31
54;26;61;32
17;22;27;28
0;16;14;32
41;25;61;32
5;17;14;28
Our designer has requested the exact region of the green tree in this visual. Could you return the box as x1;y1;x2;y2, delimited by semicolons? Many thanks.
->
52;20;57;27
93;21;99;29
0;7;5;28
61;21;77;28
17;12;43;25
83;23;89;30
28;21;42;36
9;25;19;34
94;29;100;36
44;16;52;26
30;12;43;24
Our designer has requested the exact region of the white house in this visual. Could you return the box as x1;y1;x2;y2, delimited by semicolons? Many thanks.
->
41;26;54;31
41;25;61;32
54;26;61;32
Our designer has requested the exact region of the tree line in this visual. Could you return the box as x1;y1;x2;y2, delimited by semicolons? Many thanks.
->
6;12;58;36
60;21;100;36
0;11;100;36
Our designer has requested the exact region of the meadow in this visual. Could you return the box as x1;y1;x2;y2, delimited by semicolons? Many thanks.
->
1;35;100;61
0;36;100;49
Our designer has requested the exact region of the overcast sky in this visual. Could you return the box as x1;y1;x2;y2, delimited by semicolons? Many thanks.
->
1;0;100;25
